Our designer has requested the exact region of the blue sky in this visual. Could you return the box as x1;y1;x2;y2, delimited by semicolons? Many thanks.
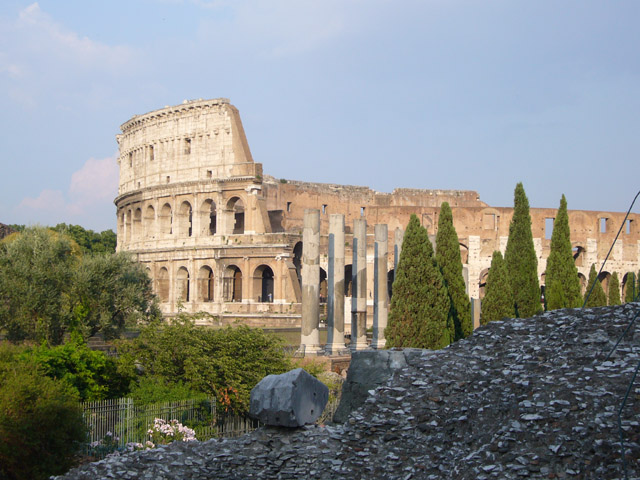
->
1;1;639;231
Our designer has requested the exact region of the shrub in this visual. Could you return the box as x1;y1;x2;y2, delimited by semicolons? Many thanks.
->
0;363;87;480
24;336;132;401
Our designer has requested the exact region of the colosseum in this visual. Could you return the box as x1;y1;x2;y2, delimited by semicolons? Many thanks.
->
115;98;640;329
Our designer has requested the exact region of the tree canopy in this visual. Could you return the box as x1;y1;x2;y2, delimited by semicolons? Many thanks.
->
544;194;582;310
386;214;450;349
504;183;541;318
0;226;158;345
435;202;472;340
480;251;515;325
584;264;607;308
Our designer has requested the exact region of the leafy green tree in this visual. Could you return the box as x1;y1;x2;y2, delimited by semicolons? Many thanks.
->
624;272;637;303
117;315;292;412
71;253;160;339
386;214;450;349
22;336;131;401
504;183;541;318
0;360;87;480
584;264;607;307
0;227;157;344
480;251;515;325
608;272;621;306
0;227;77;344
436;202;472;340
544;195;582;310
52;223;117;254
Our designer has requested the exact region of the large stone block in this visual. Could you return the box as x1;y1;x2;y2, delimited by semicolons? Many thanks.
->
249;368;329;427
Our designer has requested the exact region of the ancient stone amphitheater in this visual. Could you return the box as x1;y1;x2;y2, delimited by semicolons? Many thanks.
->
115;98;640;328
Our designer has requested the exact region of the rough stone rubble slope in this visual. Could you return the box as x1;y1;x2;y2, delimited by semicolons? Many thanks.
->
59;304;640;479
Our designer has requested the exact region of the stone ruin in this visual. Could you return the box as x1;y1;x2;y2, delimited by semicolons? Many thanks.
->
114;98;640;329
59;302;640;479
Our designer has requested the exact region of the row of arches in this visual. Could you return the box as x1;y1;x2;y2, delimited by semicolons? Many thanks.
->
477;268;637;300
153;263;275;304
120;196;246;241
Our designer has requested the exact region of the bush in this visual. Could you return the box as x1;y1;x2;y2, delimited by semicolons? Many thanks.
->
0;363;87;480
117;315;292;413
23;337;132;401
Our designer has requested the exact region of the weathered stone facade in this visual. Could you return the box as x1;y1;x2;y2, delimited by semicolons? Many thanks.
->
115;99;640;327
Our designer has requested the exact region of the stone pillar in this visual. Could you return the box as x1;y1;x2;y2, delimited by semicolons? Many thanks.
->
394;227;404;270
298;209;323;356
326;214;348;355
372;224;388;349
351;219;368;351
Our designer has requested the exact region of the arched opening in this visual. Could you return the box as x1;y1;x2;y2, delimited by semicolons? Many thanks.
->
578;273;587;296
157;267;170;302
293;242;303;288
125;209;132;242
572;246;585;267
598;271;611;297
133;208;142;238
479;268;489;299
254;265;274;303
459;243;469;265
388;269;395;300
144;205;155;238
223;265;243;302
160;203;172;235
178;201;193;237
176;267;190;302
344;264;353;296
227;197;245;234
201;199;217;236
319;268;327;303
198;266;214;302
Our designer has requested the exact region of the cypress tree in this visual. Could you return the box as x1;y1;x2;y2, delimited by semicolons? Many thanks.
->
545;194;582;310
625;272;636;303
504;183;541;318
608;272;621;306
480;251;515;325
386;214;451;349
436;202;472;341
584;264;607;307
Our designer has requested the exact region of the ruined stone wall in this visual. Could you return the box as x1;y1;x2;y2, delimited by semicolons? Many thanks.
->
116;99;640;327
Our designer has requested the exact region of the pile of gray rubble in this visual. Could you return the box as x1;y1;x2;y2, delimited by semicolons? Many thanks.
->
59;303;640;479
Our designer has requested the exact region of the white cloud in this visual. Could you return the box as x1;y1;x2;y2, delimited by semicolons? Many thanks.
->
17;155;119;223
0;3;138;107
18;189;66;213
69;156;119;203
15;3;133;70
195;0;385;59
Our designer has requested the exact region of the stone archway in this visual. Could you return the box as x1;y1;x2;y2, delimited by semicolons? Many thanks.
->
254;265;274;303
198;265;214;302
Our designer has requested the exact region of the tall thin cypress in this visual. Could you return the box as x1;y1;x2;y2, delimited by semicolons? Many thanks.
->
545;194;582;310
386;214;450;349
504;183;541;318
480;251;515;325
584;264;607;307
608;272;621;306
625;272;637;303
436;202;472;341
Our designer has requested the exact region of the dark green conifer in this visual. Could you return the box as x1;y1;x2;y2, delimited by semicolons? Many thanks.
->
625;272;636;303
504;183;541;318
386;214;451;349
480;251;515;325
545;195;582;310
608;272;621;306
436;202;472;341
584;264;607;307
